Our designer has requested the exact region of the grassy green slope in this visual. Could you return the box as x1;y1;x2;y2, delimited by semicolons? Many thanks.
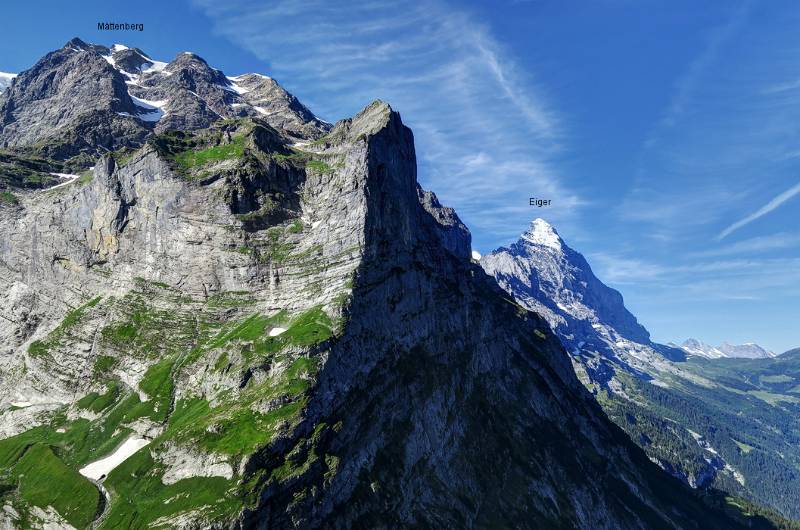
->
0;277;344;529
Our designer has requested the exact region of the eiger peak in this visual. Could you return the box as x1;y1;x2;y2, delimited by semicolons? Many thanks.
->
521;217;563;250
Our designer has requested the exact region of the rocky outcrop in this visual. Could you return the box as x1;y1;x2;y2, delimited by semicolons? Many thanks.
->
157;442;234;485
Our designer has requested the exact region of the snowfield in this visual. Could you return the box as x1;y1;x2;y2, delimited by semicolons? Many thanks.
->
47;173;81;190
79;437;150;480
130;95;168;122
225;76;250;94
269;327;287;337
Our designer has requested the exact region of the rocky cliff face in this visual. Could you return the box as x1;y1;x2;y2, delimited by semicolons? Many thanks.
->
0;41;774;530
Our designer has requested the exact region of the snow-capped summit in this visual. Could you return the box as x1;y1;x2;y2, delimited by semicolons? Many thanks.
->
718;342;775;359
680;339;775;359
679;339;726;359
521;218;563;250
481;218;684;387
483;218;652;347
0;72;16;93
0;38;331;162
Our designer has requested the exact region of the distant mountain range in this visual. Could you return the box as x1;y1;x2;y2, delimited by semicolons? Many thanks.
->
679;338;776;359
482;218;800;521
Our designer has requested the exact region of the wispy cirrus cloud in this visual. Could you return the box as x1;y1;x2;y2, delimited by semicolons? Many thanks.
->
620;3;754;239
648;1;751;135
589;251;800;300
692;231;800;257
717;181;800;240
619;1;800;250
190;0;582;250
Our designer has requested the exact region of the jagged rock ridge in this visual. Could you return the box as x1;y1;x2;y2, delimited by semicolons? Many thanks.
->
0;38;328;169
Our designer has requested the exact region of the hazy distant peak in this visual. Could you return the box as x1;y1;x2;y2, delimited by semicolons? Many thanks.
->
680;338;775;359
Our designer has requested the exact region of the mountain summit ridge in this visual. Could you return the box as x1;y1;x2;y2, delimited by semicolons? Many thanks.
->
679;338;776;359
0;38;328;169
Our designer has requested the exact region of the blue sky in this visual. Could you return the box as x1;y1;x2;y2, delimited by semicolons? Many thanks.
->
2;0;798;352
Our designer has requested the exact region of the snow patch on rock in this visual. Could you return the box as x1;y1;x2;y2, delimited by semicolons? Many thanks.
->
225;76;250;95
79;436;150;480
0;72;16;93
141;59;169;74
47;173;81;190
130;95;168;122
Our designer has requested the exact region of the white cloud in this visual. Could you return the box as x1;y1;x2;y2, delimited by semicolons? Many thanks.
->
590;249;800;299
717;181;800;240
693;232;800;257
191;0;580;247
762;78;800;95
649;2;750;135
